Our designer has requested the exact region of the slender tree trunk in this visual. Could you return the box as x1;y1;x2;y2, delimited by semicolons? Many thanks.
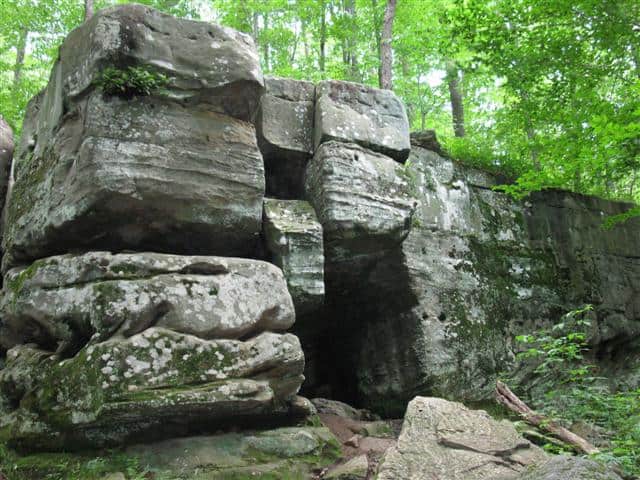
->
345;0;358;80
263;13;270;71
379;0;396;90
371;0;383;86
446;61;465;137
251;12;259;42
13;28;28;90
319;0;327;73
520;91;541;170
84;0;94;21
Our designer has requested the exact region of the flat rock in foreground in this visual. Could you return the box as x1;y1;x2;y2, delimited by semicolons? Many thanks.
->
377;396;547;480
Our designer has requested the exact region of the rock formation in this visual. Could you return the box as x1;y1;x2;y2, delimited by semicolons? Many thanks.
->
1;5;639;472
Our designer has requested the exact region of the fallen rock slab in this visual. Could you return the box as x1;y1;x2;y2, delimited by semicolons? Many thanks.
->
377;396;547;480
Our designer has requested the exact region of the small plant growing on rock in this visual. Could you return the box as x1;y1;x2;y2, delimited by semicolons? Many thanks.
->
94;66;168;97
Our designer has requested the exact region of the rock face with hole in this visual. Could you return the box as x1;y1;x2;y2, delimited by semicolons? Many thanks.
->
0;252;295;353
2;5;266;271
256;77;315;198
377;397;547;480
314;80;411;162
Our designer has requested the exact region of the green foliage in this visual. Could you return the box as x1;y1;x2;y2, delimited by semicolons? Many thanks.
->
509;305;640;477
94;66;168;97
0;443;150;480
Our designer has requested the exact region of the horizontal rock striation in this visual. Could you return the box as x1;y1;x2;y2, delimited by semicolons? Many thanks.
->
2;4;266;271
1;329;304;450
0;252;295;354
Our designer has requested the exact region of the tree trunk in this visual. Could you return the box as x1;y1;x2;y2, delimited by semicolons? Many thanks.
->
379;0;396;90
319;0;327;73
263;13;270;71
345;0;358;80
84;0;94;21
446;61;465;137
495;381;599;455
13;28;28;90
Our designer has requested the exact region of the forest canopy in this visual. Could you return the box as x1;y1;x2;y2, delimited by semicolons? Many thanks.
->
1;0;638;202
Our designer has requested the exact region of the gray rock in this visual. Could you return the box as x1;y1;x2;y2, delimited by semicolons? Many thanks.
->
0;252;295;353
0;116;12;221
263;199;324;316
317;146;640;411
3;91;265;270
314;80;410;162
257;77;315;198
59;4;264;121
311;398;371;421
377;397;547;480
518;456;622;480
305;141;416;269
126;427;340;477
0;328;304;449
325;454;369;479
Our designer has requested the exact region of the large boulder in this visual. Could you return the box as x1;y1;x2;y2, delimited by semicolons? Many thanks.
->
262;199;324;316
305;141;416;270
4;90;265;270
0;116;12;220
0;252;295;353
377;397;547;480
0;329;304;450
256;77;315;198
59;4;264;121
314;80;410;162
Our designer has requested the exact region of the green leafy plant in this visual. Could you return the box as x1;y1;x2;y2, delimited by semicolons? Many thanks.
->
94;66;169;97
509;305;640;477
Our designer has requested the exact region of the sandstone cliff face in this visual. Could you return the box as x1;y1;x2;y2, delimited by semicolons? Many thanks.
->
0;3;638;457
321;146;640;413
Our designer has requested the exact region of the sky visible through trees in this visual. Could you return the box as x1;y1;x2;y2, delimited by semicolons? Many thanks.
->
1;0;638;204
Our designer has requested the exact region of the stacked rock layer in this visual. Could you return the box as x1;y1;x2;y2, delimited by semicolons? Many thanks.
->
1;2;639;452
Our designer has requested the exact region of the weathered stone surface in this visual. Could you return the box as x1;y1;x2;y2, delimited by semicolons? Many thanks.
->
59;4;264;121
518;456;622;480
4;91;265;270
377;397;546;480
0;328;304;449
325;454;369;479
263;199;324;316
0;116;12;220
314;145;640;412
127;427;340;478
311;398;373;421
305;141;416;268
257;77;315;198
0;252;295;353
314;80;410;162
